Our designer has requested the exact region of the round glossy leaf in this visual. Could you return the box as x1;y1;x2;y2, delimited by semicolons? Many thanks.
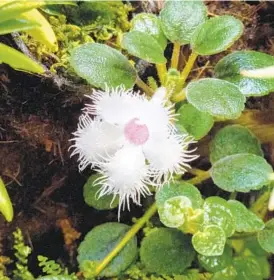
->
160;196;192;228
256;256;271;279
177;103;214;140
122;31;166;64
215;51;274;96
140;228;195;274
198;245;233;273
191;15;243;55
0;177;13;222
77;223;137;277
210;153;273;192
156;182;203;210
203;197;235;237
70;43;136;89
233;256;263;280
131;13;167;49
83;174;119;210
227;200;264;233
159;0;207;45
257;218;274;253
210;125;263;163
211;266;238;280
186;78;245;120
192;225;226;256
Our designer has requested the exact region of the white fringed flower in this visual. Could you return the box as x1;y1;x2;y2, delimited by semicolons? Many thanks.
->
70;86;197;216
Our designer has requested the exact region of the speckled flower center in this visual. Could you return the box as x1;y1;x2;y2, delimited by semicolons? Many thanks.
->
124;118;149;145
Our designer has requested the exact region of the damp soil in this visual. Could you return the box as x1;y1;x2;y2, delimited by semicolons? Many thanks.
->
0;1;274;278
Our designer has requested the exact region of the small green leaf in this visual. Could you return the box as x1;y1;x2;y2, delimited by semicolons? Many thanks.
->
0;18;40;35
77;223;137;277
256;256;271;279
191;15;243;55
186;78;245;119
203;197;235;237
227;200;264;232
211;153;273;192
198;245;233;273
177;103;214;140
122;31;166;64
215;51;274;96
131;13;167;49
210;125;263;163
156;182;203;210
233;256;263;280
0;43;44;74
192;225;226;256
0;1;45;23
38;276;73;280
83;174;119;210
257;218;274;253
159;0;207;45
140;228;195;274
0;177;13;222
160;196;192;228
211;266;237;280
70;43;136;89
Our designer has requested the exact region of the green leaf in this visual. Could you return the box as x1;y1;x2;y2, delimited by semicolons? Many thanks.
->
83;174;119;210
191;15;243;55
227;200;264;233
70;43;136;89
0;1;45;23
159;0;207;45
198;245;233;273
160;196;192;228
140;228;195;274
211;153;273;192
0;18;40;35
0;43;44;74
156;181;203;210
38;276;73;280
77;223;137;277
177;103;214;140
186;78;245;120
131;13;167;49
257;218;274;253
203;197;235;237
233;256;263;280
122;31;166;64
192;225;226;256
0;177;13;222
215;51;274;96
210;125;263;163
256;256;271;279
211;266;237;280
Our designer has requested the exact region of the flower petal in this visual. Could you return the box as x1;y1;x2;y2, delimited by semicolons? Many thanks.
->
143;133;197;185
85;86;146;125
70;115;123;170
139;88;177;138
96;145;151;217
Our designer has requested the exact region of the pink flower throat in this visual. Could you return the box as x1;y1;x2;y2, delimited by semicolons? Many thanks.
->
124;118;149;145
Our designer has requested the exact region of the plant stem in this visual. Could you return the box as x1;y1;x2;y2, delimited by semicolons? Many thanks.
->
250;190;271;219
136;76;154;96
156;63;167;85
171;89;186;103
95;203;157;276
171;42;181;69
187;170;211;185
180;51;198;84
